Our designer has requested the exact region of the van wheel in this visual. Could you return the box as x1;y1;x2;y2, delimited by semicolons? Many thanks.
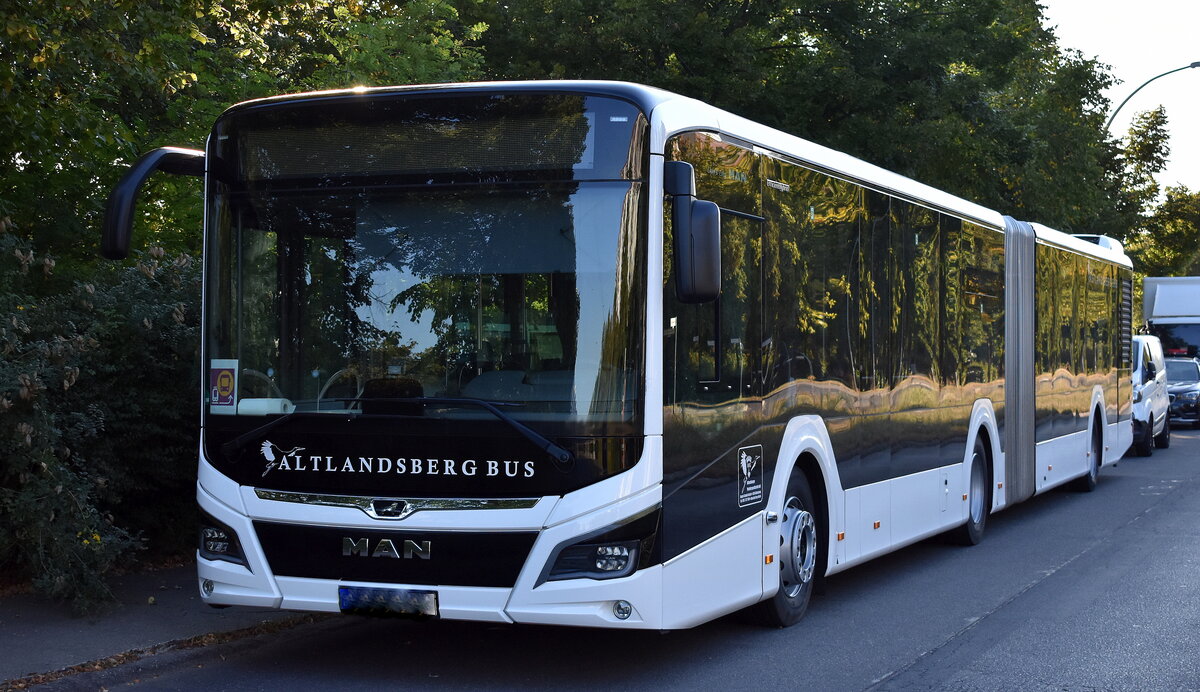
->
953;436;989;545
1154;417;1171;449
1134;419;1154;457
752;472;820;627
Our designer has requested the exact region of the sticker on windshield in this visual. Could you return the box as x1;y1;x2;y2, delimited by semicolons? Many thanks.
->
737;444;764;507
210;359;238;415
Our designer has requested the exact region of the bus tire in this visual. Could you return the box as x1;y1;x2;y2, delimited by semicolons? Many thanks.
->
1075;421;1103;492
1154;417;1171;449
753;471;820;628
953;435;990;545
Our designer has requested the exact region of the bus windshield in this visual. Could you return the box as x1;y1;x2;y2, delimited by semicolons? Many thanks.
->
203;93;647;434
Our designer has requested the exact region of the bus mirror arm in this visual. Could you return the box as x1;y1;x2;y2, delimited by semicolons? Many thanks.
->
101;147;205;260
665;161;721;303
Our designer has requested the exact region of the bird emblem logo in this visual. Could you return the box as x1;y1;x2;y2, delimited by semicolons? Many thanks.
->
260;440;305;477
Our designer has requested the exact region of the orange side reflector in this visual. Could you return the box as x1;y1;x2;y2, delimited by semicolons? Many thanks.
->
962;494;968;501
873;521;881;529
1048;465;1053;471
837;532;845;541
765;554;774;565
997;482;1004;489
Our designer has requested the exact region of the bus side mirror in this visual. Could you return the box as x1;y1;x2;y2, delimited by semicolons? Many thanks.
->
665;161;721;303
102;147;205;260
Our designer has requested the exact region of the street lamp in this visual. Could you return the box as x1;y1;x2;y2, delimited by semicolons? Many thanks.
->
1105;61;1200;132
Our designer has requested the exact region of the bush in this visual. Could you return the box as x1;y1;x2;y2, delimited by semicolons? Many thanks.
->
0;227;200;612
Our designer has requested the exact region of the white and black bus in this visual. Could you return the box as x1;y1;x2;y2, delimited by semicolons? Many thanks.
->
102;81;1133;629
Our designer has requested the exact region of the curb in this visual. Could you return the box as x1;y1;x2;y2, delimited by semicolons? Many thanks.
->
1;613;330;691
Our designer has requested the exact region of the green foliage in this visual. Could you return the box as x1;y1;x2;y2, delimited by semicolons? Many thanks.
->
0;228;132;610
1;0;484;610
1128;185;1200;277
1;228;201;611
457;0;1179;243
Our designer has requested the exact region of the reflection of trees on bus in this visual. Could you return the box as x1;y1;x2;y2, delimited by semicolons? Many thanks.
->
663;130;1109;493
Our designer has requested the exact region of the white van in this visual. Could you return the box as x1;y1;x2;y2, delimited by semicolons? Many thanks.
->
1131;334;1170;455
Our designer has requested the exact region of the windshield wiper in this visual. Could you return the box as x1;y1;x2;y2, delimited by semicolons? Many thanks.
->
220;409;335;459
344;396;575;473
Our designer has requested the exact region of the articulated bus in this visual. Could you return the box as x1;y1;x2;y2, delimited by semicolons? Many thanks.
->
102;81;1133;629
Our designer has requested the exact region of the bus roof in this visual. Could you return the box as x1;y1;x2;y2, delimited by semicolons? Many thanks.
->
219;80;1131;268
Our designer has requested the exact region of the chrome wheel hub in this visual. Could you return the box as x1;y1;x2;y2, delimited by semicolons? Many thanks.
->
780;496;816;598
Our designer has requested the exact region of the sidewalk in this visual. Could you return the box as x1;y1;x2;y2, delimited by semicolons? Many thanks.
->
0;564;299;685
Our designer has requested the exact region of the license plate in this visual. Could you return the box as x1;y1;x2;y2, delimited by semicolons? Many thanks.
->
338;586;439;618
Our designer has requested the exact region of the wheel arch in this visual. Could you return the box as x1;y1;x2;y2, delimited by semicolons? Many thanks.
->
766;416;842;582
965;398;1002;512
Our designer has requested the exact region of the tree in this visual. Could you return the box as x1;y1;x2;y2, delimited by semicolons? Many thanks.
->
1128;185;1200;276
1;0;486;610
456;0;1126;233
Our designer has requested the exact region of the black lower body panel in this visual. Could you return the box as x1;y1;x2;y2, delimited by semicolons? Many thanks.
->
254;521;537;588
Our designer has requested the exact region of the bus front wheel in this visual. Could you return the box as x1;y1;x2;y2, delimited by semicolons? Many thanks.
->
753;471;820;627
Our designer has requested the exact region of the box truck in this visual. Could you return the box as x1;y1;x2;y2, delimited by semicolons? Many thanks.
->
1144;276;1200;357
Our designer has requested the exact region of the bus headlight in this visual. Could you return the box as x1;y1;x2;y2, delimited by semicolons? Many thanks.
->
543;508;659;583
550;541;640;579
199;512;249;569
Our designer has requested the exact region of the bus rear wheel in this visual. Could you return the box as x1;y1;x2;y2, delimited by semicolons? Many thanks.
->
753;471;820;627
952;435;990;545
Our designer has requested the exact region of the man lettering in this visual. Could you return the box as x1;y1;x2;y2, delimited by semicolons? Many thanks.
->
343;537;368;557
371;539;400;559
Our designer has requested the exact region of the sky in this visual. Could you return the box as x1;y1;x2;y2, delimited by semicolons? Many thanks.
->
1040;0;1200;192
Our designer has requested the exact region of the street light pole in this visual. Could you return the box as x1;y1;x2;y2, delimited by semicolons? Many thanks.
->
1105;61;1200;132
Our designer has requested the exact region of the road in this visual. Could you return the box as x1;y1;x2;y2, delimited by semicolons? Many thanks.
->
44;428;1200;691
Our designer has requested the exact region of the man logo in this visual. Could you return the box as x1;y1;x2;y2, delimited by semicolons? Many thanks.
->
343;537;432;560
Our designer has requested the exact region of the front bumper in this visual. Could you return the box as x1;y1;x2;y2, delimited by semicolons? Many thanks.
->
1169;394;1199;425
196;480;666;629
1169;407;1199;425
